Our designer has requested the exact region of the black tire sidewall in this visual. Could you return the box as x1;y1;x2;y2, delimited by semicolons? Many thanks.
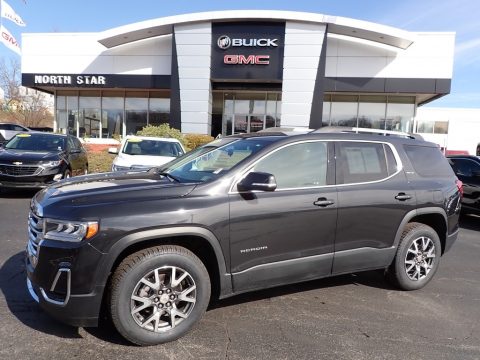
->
63;169;71;179
392;224;441;291
111;248;210;346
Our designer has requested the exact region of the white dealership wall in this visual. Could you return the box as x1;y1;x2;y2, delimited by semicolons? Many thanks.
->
415;107;480;155
21;11;456;134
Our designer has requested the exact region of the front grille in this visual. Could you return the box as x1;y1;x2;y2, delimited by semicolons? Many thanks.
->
27;210;44;268
0;164;40;176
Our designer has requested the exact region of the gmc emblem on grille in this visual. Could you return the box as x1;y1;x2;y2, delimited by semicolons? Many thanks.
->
13;161;23;165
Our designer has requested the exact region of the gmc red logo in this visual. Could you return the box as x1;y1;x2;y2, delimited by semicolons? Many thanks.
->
224;55;270;65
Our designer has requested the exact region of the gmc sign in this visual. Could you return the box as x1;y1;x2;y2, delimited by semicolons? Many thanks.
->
224;55;270;65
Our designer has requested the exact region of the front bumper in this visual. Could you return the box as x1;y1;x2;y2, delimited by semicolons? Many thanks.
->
0;174;58;189
25;237;106;328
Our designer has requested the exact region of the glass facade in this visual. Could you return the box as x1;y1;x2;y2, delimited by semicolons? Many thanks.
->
55;89;417;138
55;90;170;138
323;94;416;133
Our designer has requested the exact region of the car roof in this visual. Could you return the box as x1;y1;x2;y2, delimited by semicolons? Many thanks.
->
447;155;480;161
123;135;181;143
226;130;434;147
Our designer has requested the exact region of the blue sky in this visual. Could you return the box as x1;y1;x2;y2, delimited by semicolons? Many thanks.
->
1;0;479;108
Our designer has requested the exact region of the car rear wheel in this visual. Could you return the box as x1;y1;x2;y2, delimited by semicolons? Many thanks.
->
386;222;441;290
109;245;211;346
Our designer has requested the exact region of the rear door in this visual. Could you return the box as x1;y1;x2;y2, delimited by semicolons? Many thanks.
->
332;141;416;274
229;140;337;292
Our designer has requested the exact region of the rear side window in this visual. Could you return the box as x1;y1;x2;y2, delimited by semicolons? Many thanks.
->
336;142;389;184
404;145;453;177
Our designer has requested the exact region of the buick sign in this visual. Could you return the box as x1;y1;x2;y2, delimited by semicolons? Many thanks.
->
217;35;232;49
217;35;279;49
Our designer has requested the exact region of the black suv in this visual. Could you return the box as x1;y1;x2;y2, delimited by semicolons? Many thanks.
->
0;132;88;190
447;155;480;215
25;131;461;345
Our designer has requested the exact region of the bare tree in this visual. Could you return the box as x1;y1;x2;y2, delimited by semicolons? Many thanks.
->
0;58;53;128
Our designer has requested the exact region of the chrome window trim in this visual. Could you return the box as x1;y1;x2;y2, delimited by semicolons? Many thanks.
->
229;139;403;194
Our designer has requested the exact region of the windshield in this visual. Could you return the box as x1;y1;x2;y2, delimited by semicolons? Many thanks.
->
5;133;66;151
122;138;183;157
158;137;280;183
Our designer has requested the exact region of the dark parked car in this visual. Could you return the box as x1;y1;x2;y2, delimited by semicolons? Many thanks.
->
447;155;480;215
26;131;461;345
0;132;88;189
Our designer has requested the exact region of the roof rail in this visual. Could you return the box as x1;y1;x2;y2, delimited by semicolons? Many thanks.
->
257;127;312;136
313;126;422;140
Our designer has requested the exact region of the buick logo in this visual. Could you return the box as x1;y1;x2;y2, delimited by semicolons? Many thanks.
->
217;35;231;50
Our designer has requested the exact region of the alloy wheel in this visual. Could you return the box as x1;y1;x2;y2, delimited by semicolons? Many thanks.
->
404;236;436;281
130;266;196;332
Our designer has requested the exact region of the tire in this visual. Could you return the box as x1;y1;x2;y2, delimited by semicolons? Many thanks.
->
109;245;211;346
63;169;71;179
386;222;441;291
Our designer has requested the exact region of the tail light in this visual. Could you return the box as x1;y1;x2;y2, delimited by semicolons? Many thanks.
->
456;179;463;197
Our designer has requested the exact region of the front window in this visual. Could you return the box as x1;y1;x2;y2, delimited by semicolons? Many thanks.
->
122;139;183;157
5;134;66;152
161;137;280;183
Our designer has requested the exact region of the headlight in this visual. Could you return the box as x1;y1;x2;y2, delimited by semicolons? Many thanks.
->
42;160;63;167
112;164;130;171
44;219;99;242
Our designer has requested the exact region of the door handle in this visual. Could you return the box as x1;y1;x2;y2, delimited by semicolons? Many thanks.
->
313;198;335;207
395;193;412;201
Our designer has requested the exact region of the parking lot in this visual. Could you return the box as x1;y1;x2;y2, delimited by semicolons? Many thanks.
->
1;189;479;360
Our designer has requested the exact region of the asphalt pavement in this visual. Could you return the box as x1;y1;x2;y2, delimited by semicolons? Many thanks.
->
0;188;479;360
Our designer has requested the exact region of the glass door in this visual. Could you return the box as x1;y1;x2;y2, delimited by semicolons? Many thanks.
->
218;91;282;136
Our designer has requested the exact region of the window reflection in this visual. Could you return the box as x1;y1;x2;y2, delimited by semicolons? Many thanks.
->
56;91;170;138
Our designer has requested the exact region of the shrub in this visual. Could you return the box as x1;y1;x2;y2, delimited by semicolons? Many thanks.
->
87;150;115;173
136;124;185;146
184;133;214;150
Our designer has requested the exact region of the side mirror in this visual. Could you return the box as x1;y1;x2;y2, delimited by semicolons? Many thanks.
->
108;147;119;154
237;172;277;192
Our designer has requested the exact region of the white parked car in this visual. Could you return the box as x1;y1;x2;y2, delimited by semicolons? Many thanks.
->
109;136;185;171
0;123;30;143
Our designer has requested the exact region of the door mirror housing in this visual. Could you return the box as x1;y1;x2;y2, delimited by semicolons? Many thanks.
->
237;172;277;192
108;147;119;154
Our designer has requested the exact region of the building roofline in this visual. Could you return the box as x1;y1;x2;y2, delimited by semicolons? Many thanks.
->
97;10;415;49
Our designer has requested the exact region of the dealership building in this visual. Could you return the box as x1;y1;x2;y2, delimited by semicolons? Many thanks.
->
21;10;455;139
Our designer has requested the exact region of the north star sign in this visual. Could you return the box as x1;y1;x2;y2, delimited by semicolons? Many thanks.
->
34;75;106;85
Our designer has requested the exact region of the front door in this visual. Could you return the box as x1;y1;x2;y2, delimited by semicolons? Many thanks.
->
229;141;337;292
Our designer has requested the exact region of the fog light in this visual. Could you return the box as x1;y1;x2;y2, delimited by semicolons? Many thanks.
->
53;174;63;181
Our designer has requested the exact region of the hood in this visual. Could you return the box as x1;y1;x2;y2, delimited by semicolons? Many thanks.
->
0;148;62;163
35;169;197;209
114;153;176;168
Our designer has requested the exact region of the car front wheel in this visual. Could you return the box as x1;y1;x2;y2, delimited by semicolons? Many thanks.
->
386;222;441;291
109;245;211;346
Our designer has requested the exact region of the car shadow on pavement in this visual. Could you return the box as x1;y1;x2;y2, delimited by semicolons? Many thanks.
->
0;251;82;339
459;214;480;231
0;188;38;199
2;250;398;345
209;269;395;310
